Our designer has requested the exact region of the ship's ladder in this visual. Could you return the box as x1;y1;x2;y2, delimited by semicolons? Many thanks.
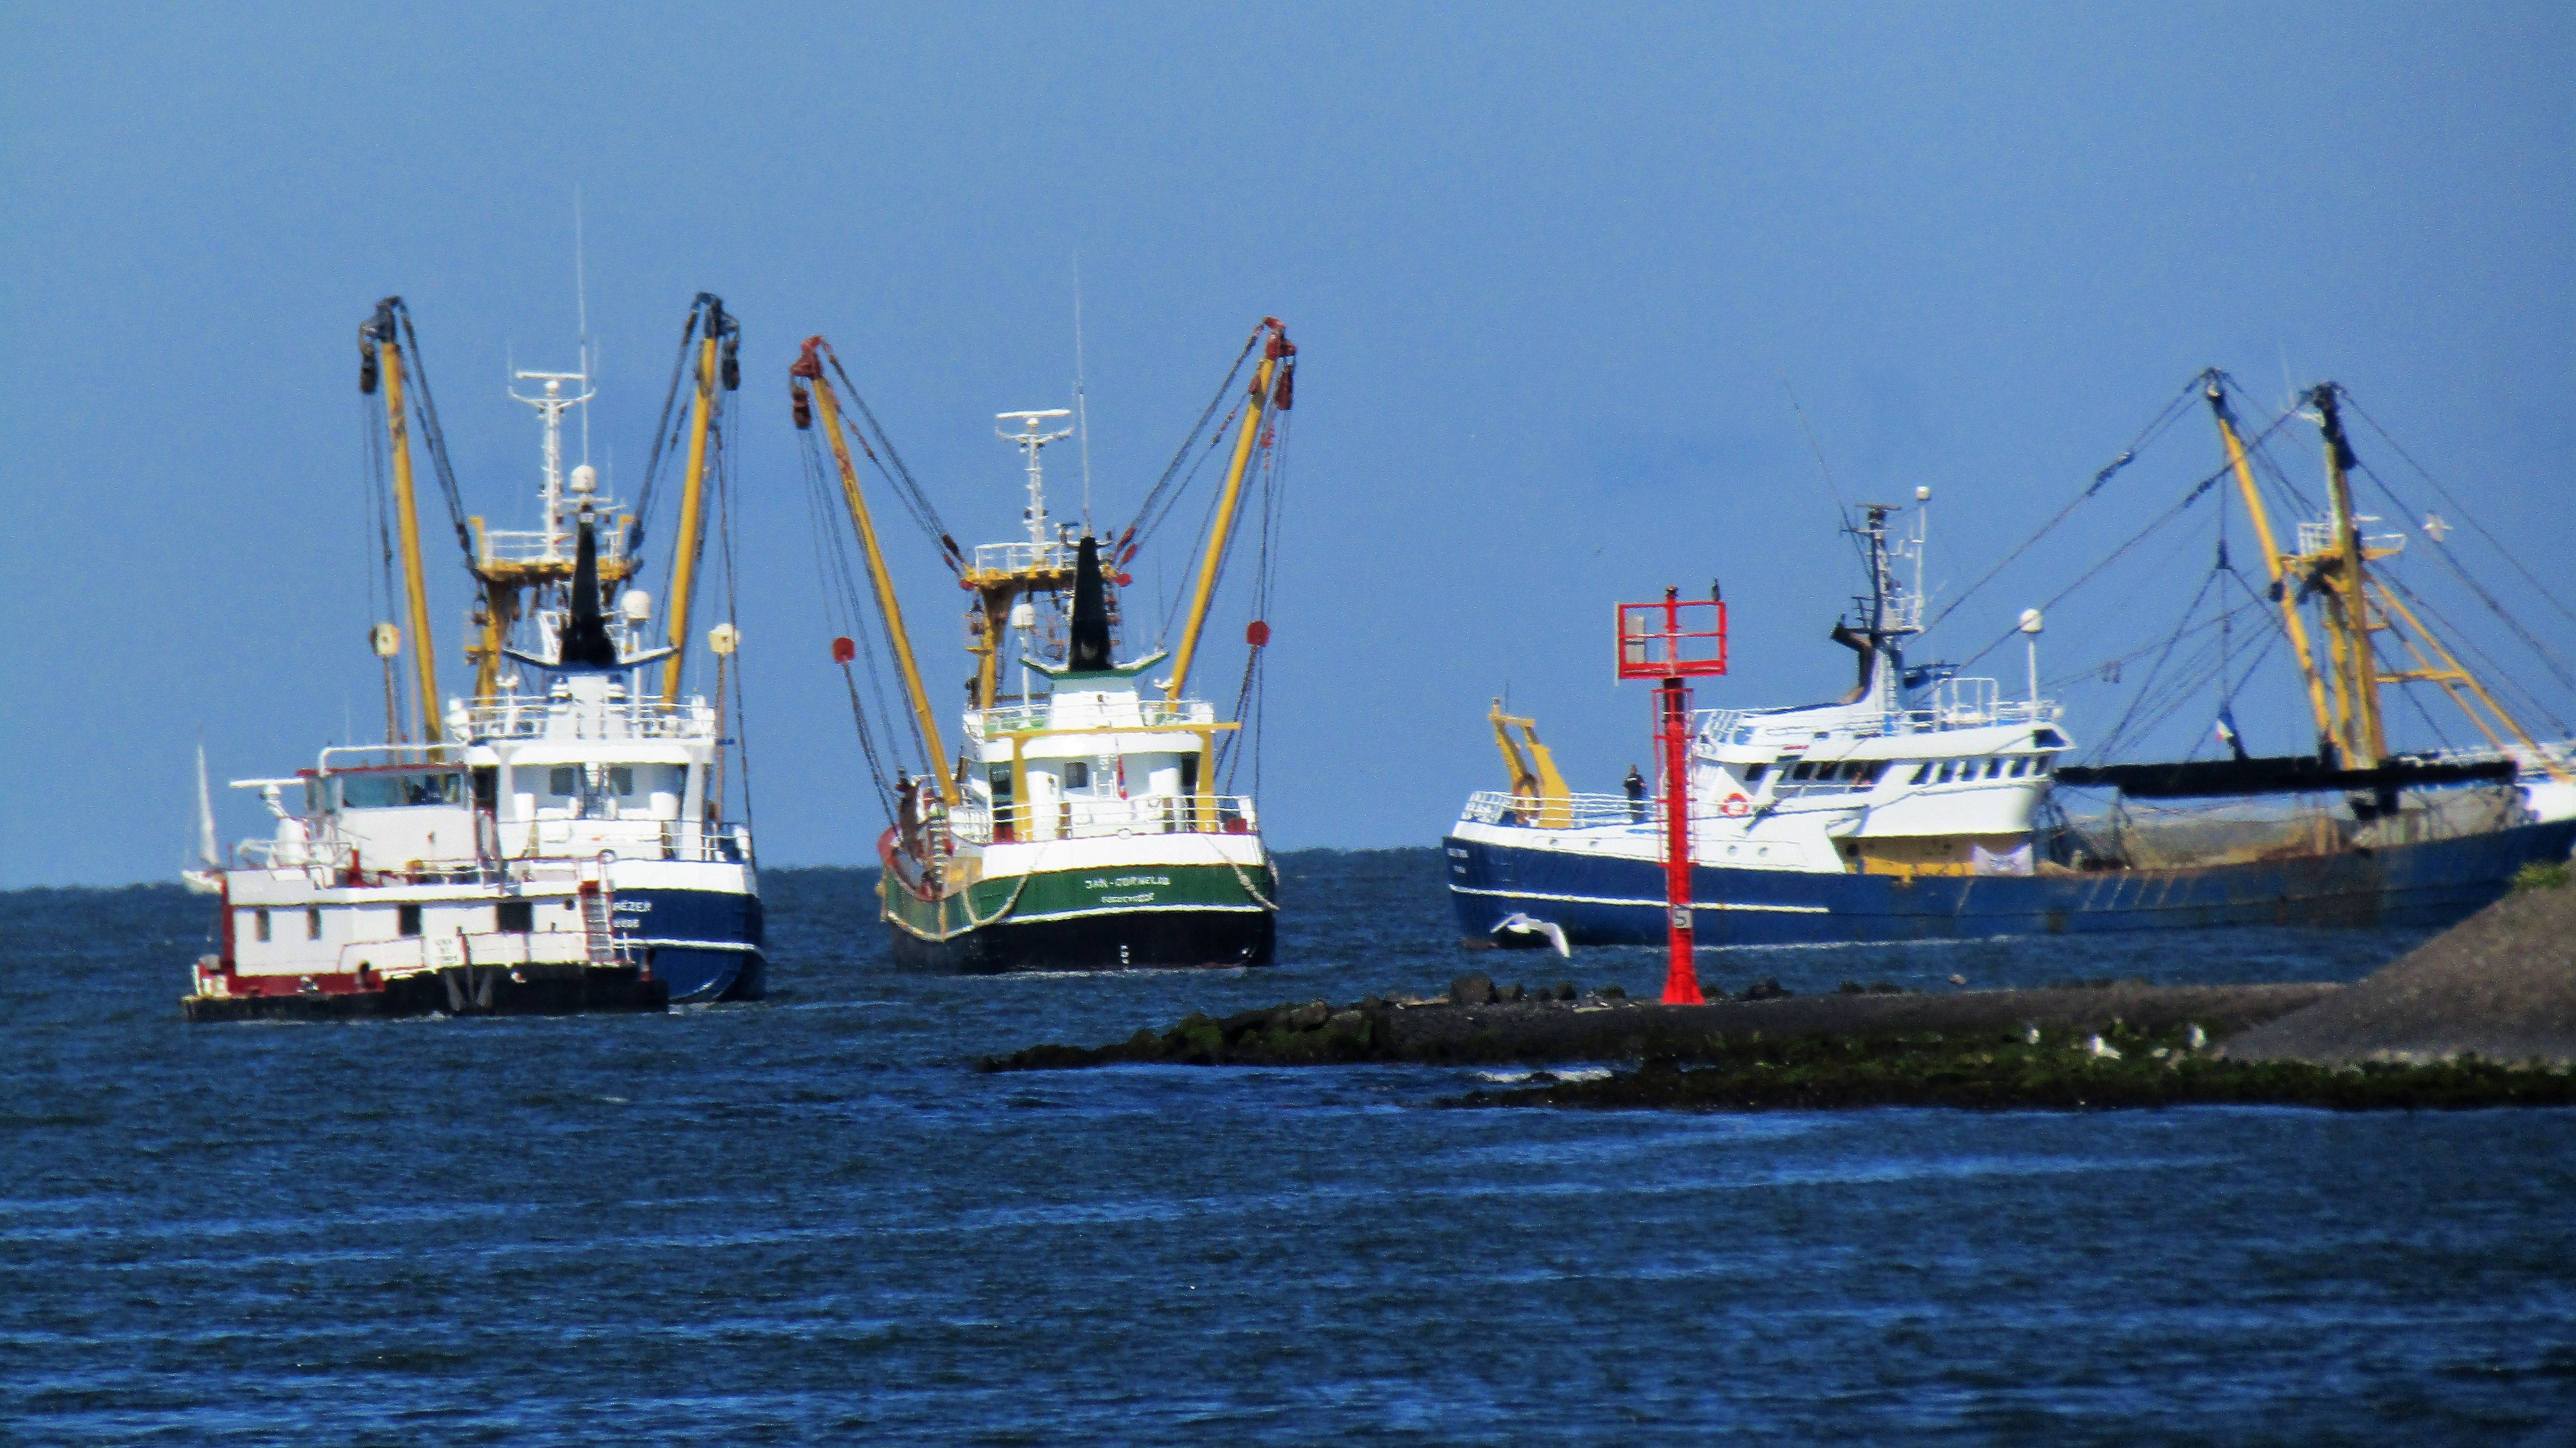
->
578;857;622;966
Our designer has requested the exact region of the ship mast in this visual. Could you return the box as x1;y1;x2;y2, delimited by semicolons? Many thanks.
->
2310;384;2386;768
2206;379;2336;758
1167;320;1292;702
360;300;443;747
793;337;956;806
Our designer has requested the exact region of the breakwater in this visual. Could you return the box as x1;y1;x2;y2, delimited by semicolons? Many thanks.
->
983;974;2336;1072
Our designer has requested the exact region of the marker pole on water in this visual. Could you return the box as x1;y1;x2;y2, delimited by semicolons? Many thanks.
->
1614;588;1728;1006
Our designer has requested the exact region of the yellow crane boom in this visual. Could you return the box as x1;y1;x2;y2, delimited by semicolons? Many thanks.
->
361;300;442;746
1166;320;1292;702
793;336;954;806
661;294;740;704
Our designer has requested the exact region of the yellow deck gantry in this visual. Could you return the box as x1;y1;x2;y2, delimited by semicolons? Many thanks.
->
2216;372;2570;784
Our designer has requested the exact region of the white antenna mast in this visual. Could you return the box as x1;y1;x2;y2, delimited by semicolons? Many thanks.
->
996;410;1075;546
574;186;592;467
1073;256;1094;530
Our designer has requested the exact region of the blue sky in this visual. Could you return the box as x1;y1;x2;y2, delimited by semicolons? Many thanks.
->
5;3;2571;886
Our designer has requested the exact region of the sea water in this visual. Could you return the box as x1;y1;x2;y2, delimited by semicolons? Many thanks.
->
4;849;2572;1444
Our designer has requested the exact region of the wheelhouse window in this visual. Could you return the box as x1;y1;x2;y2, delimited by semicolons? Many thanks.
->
336;770;465;809
1744;762;1770;786
397;904;422;937
1909;763;1932;784
496;900;532;934
1986;760;2005;780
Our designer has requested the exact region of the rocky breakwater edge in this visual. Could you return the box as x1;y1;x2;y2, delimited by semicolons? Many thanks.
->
982;878;2576;1113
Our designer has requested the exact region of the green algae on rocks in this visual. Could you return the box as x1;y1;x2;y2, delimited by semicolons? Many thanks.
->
1448;1022;2576;1113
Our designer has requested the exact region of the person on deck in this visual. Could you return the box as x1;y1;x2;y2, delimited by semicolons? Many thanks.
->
1624;765;1647;822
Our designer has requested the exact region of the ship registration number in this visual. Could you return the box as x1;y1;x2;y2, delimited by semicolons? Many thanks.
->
1088;874;1170;906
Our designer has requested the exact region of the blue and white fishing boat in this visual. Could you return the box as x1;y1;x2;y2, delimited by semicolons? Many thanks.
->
186;295;762;1019
1446;375;2576;950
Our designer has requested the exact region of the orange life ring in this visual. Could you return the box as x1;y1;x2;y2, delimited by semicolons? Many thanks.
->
1720;794;1751;818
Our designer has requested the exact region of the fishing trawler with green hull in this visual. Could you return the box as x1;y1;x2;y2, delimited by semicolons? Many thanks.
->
789;320;1295;972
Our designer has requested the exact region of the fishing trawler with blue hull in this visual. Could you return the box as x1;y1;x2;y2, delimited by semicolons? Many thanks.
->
1448;374;2576;952
186;295;762;1020
790;322;1293;972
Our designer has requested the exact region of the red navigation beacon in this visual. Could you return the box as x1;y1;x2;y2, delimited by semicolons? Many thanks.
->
1616;589;1728;1005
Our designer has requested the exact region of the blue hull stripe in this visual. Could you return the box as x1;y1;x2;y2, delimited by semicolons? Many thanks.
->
1446;818;2576;946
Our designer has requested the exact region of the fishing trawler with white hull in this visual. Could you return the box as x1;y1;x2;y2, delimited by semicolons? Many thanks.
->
789;322;1294;972
186;294;762;1020
1446;373;2576;950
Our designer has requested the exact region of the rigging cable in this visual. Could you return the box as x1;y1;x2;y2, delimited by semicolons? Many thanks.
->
1221;402;1294;792
2349;458;2576;701
712;426;757;842
630;306;702;554
1922;373;2204;640
388;302;474;561
2378;572;2571;735
2344;391;2576;630
824;346;960;570
2086;564;2224;762
794;422;920;818
358;390;409;737
1118;326;1262;557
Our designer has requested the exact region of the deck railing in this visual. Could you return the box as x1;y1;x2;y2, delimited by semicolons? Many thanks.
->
1694;680;2063;752
969;540;1073;576
234;819;751;876
965;697;1216;738
937;792;1258;845
1462;790;1660;829
460;698;714;742
2295;519;2406;558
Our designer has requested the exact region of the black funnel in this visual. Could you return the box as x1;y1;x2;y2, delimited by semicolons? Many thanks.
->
558;516;620;669
1068;534;1112;672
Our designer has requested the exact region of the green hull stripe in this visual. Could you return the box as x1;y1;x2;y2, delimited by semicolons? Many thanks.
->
884;860;1272;940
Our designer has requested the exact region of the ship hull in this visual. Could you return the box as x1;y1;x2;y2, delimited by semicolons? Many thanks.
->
186;868;764;1022
882;856;1276;973
614;884;768;1002
183;962;666;1022
1444;818;2576;946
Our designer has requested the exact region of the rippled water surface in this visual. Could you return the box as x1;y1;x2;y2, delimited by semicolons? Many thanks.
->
6;850;2574;1444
